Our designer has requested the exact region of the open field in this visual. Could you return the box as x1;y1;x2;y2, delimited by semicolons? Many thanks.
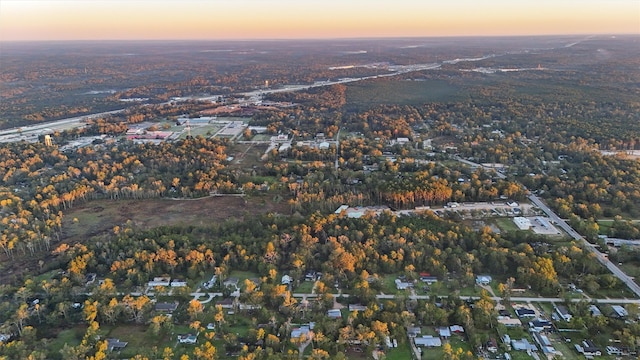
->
346;79;465;111
63;196;289;242
0;195;289;284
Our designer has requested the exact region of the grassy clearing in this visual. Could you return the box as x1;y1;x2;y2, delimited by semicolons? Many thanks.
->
380;274;401;295
227;270;260;290
547;332;582;360
385;341;413;360
494;218;519;233
458;286;481;297
46;326;85;356
346;79;465;111
226;313;254;337
294;281;314;293
420;336;470;360
102;324;175;359
618;262;640;278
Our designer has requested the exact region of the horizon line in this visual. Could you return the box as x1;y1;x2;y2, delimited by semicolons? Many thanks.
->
2;33;638;43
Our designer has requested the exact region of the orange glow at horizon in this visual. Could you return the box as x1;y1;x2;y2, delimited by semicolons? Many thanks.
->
1;0;638;41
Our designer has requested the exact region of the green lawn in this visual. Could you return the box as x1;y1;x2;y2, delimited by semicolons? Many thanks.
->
385;341;413;360
46;326;85;357
294;281;314;293
227;270;260;289
103;324;174;359
458;286;481;297
420;336;471;360
225;313;254;337
380;274;401;295
547;332;582;360
597;220;613;235
494;218;520;232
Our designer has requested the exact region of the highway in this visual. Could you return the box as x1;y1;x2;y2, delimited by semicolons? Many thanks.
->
0;109;126;143
529;194;640;298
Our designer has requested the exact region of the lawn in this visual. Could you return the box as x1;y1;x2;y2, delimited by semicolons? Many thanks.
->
103;324;174;359
597;220;613;235
618;262;640;278
420;336;471;360
380;274;401;295
46;326;85;357
227;270;260;290
385;341;414;360
458;286;481;297
294;281;315;293
225;313;254;337
547;332;582;360
494;218;520;233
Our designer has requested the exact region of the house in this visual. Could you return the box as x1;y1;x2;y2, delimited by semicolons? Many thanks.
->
395;278;413;290
589;305;602;317
449;325;465;334
475;275;492;286
407;326;421;337
575;340;602;358
85;273;97;285
207;323;215;330
106;338;128;352
419;273;438;284
178;333;198;344
248;278;262;288
533;332;557;356
437;327;451;338
529;319;553;332
611;305;628;318
555;304;572;321
238;303;262;311
171;279;188;287
414;335;442;347
291;325;313;340
502;334;511;350
487;338;498;353
203;275;217;289
155;301;179;313
223;277;239;289
147;276;171;288
515;308;536;318
327;309;342;319
281;275;292;285
348;304;367;312
511;338;535;352
498;317;522;327
305;271;321;281
606;346;622;356
215;297;236;309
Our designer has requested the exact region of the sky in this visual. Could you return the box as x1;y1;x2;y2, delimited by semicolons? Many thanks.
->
0;0;638;41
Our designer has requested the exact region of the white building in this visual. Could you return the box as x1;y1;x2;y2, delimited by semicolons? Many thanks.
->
513;217;532;230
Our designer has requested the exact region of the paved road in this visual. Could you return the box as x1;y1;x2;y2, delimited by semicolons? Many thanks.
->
0;109;125;143
285;292;640;304
529;194;640;298
453;156;507;179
